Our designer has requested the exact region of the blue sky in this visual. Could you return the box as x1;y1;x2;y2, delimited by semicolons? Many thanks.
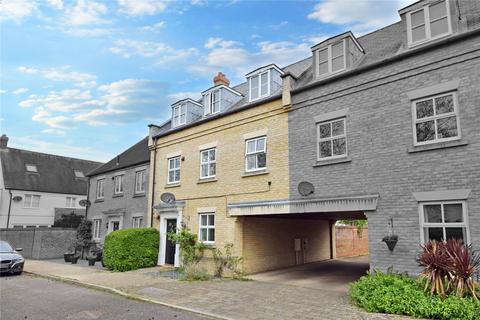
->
0;0;415;162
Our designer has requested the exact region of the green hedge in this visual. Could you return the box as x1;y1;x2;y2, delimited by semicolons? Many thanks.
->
350;271;480;320
103;228;159;272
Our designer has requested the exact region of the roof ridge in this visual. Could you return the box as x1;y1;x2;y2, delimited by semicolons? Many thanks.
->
5;147;103;164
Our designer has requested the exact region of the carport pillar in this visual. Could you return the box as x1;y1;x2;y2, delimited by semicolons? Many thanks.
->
233;217;245;258
329;220;336;259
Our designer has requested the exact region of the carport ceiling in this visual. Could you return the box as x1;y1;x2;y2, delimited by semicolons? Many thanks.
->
245;211;366;220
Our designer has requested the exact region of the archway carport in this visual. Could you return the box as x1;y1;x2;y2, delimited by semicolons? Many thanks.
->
228;195;377;276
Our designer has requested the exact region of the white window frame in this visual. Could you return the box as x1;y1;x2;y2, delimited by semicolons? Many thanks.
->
419;200;470;244
316;118;348;161
113;175;123;195
134;170;146;194
198;213;215;244
25;164;37;173
172;103;186;127
316;39;346;77
248;70;270;102
24;194;40;208
132;216;143;228
245;136;267;172
204;89;221;116
167;156;181;184
66;197;76;208
96;179;104;200
200;148;216;179
406;0;452;47
412;91;460;146
93;219;102;240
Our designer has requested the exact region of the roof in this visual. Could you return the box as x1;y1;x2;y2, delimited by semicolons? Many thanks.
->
86;137;149;177
0;148;102;195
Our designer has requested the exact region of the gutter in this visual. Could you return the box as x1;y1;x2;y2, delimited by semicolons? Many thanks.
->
6;189;12;229
292;28;480;95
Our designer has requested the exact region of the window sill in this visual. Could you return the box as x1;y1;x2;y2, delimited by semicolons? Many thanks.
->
408;140;468;153
165;183;181;188
94;199;104;203
197;178;217;184
112;193;124;198
133;193;146;198
313;156;351;167
242;170;269;178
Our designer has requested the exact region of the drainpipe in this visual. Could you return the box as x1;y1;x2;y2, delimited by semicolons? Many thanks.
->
85;177;90;219
6;189;12;229
150;138;157;228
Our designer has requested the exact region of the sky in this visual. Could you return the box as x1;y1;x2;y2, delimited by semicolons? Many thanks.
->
0;0;416;163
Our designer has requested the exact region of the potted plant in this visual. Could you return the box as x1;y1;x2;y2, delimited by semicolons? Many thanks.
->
70;254;80;264
64;244;75;262
87;255;96;266
382;234;398;252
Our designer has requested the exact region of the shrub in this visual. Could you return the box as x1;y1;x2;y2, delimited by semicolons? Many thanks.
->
103;228;159;272
212;243;244;279
350;271;480;320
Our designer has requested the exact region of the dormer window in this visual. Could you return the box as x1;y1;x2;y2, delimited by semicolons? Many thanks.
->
205;89;220;115
316;39;345;77
406;0;451;46
74;170;84;178
249;71;269;101
25;164;37;173
172;103;186;127
246;65;283;103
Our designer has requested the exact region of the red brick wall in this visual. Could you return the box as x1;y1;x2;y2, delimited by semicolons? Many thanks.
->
335;226;369;258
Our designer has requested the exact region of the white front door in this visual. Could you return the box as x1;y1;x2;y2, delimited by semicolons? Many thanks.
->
108;217;122;234
158;212;181;267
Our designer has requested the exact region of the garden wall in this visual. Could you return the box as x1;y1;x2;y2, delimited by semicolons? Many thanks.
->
0;227;76;259
335;225;369;258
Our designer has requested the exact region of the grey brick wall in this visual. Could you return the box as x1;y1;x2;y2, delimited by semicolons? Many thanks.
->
289;33;480;275
87;164;149;243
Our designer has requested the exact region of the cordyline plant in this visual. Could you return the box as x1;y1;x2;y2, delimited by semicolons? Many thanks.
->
418;239;480;300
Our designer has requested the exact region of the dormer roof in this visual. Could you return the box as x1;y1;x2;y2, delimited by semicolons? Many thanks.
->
171;98;202;107
201;84;242;96
311;31;365;53
245;64;284;77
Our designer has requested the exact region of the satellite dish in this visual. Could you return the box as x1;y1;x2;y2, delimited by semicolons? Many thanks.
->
12;196;22;202
79;199;90;207
298;181;314;196
160;192;176;204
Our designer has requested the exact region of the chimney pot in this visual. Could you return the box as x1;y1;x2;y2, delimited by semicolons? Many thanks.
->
213;72;230;87
0;134;8;149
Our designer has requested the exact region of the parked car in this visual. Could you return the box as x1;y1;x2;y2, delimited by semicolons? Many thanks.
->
0;240;24;275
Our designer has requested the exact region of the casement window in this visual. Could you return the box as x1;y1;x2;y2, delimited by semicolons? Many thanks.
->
412;92;460;145
93;219;102;240
24;194;40;208
245;136;267;172
172;103;186;127
74;170;84;178
135;170;146;194
114;175;123;194
317;118;347;160
199;213;215;244
249;71;269;101
204;89;220;115
420;201;469;243
132;216;143;228
407;0;451;46
25;164;37;173
316;39;345;77
65;197;76;208
200;148;216;179
96;179;104;199
167;156;181;184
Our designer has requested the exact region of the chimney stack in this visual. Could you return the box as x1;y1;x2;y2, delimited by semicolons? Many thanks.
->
213;72;230;87
0;134;8;149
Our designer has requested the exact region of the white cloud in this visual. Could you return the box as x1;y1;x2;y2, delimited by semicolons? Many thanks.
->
18;66;38;74
46;0;64;10
204;37;238;49
12;88;29;95
168;91;201;103
117;0;167;16
64;27;111;37
140;21;165;32
0;0;37;22
0;90;7;94
64;0;109;26
191;0;207;5
20;89;98;112
308;0;415;33
18;65;97;88
41;128;66;135
269;21;288;30
155;48;198;66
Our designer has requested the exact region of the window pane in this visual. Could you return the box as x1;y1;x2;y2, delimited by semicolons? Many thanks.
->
425;227;443;242
257;152;266;168
318;49;328;62
331;120;344;136
437;116;457;139
445;227;465;241
251;76;259;99
320;141;332;158
412;25;426;42
208;214;215;226
333;138;346;156
168;171;174;182
435;95;454;114
416;99;434;118
208;228;215;242
260;73;268;96
209;163;216;175
256;138;265;151
431;18;449;37
201;151;208;162
247;140;256;153
201;228;207;241
174;158;180;167
247;154;256;170
416;121;435;142
332;56;344;72
319;123;331;139
444;204;463;223
331;42;343;57
209;150;215;161
201;215;208;226
411;9;425;26
318;62;328;75
424;205;442;222
201;164;208;177
429;1;447;20
174;170;180;182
